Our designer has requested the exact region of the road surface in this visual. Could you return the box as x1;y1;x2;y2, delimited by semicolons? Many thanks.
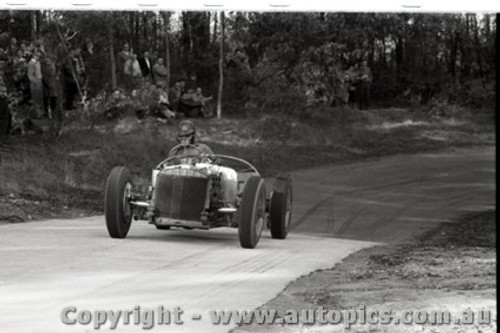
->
291;146;495;242
0;146;494;332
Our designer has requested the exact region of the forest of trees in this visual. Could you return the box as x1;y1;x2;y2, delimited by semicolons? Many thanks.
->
0;11;496;117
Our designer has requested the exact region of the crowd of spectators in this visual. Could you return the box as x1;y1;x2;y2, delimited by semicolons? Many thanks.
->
0;36;91;137
113;42;214;121
0;38;215;138
334;60;373;109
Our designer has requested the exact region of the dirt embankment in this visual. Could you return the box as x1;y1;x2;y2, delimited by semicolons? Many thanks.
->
236;210;496;333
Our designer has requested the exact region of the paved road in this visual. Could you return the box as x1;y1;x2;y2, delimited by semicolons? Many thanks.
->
0;147;494;332
291;146;495;242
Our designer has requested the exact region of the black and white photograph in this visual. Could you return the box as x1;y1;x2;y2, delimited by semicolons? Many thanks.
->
0;3;496;333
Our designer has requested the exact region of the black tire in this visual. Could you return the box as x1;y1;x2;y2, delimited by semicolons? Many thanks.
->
105;166;133;238
269;175;293;239
238;176;267;249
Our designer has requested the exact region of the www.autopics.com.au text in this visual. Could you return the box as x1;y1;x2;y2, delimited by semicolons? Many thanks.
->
60;305;493;329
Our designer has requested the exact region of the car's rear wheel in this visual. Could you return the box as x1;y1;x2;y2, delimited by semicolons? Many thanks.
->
105;166;133;238
270;175;293;239
238;176;266;249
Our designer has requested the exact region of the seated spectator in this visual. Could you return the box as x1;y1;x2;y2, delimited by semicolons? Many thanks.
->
177;87;213;118
152;58;168;88
131;83;175;121
155;84;175;120
168;79;185;111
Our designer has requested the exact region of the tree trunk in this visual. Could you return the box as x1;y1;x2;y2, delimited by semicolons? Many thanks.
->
129;12;134;50
163;12;171;90
395;35;404;76
449;31;459;77
472;14;484;77
153;14;158;54
142;12;148;50
30;11;37;41
212;12;218;45
217;12;224;120
108;18;117;90
135;12;140;51
36;11;42;38
381;38;387;68
182;12;194;70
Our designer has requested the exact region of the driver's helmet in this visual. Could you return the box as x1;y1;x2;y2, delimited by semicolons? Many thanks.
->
177;120;195;144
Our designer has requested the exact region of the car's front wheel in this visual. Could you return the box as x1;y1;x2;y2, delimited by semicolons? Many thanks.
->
105;166;133;238
238;176;267;249
269;175;293;239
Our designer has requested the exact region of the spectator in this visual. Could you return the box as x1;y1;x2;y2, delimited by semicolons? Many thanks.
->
229;49;253;84
193;87;212;105
152;58;168;88
27;50;43;117
73;48;86;84
358;60;372;110
7;38;18;60
132;82;156;118
178;87;212;118
12;49;26;66
40;52;59;119
12;49;29;101
138;50;152;80
0;49;8;70
20;41;31;59
80;39;94;91
349;63;361;108
185;73;197;91
81;39;94;58
116;42;131;85
168;79;185;112
193;87;213;117
0;69;9;139
63;48;85;110
124;53;142;90
155;84;176;120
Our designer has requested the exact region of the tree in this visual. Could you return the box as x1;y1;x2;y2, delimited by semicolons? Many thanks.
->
107;15;116;90
217;11;225;119
162;12;172;90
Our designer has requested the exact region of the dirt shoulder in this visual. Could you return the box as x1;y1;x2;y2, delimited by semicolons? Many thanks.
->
234;210;496;333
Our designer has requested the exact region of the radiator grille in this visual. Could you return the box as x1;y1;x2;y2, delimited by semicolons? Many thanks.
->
154;171;208;220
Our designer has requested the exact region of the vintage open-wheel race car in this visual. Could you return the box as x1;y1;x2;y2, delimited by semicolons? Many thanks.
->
104;144;293;248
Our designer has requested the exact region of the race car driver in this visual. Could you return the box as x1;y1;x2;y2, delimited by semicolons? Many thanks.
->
168;120;213;160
